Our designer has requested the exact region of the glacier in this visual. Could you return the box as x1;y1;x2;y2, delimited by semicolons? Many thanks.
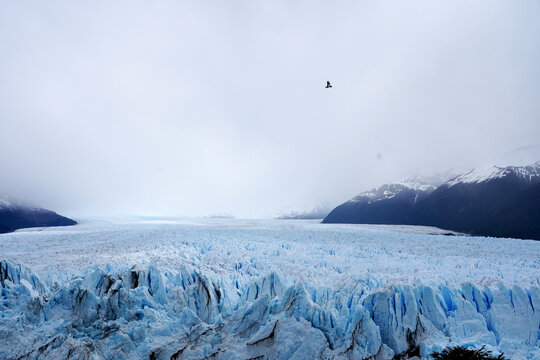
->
1;219;539;359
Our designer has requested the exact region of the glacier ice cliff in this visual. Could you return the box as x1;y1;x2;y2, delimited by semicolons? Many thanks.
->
1;260;539;359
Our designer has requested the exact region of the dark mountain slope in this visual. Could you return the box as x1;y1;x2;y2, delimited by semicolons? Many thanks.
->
0;199;76;234
407;173;540;239
323;163;540;240
323;173;454;225
323;186;430;224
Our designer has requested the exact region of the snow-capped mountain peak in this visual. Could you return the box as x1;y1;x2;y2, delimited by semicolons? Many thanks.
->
353;183;419;204
351;171;457;204
445;161;540;187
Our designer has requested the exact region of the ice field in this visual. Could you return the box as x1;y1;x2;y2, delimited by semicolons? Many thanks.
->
1;218;539;359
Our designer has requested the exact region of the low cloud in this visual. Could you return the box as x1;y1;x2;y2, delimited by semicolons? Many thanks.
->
1;0;539;217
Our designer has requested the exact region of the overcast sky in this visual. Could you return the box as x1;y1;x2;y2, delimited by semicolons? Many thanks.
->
1;1;539;218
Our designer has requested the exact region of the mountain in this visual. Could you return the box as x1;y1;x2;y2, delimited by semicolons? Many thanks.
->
323;172;455;225
0;197;77;234
323;162;540;240
277;205;331;220
406;162;540;239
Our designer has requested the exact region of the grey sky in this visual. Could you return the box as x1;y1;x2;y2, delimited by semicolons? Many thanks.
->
1;1;539;218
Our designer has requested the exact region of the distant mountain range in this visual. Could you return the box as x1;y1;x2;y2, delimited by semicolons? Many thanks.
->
277;205;331;220
323;161;540;240
0;197;77;234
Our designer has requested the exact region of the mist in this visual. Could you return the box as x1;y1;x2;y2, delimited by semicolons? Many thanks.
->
1;0;539;218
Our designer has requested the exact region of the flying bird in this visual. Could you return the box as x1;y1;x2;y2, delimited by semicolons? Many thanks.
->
325;81;332;88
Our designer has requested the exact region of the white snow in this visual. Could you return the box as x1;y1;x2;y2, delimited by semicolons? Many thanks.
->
445;162;540;187
349;157;540;205
444;146;540;187
352;183;422;203
1;218;539;359
351;171;457;204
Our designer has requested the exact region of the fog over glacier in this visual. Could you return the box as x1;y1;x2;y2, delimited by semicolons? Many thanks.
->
1;0;540;217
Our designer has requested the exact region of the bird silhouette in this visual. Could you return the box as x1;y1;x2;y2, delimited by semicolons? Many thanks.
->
325;81;332;88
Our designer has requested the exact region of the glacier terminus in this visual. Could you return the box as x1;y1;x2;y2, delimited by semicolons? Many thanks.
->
1;219;539;359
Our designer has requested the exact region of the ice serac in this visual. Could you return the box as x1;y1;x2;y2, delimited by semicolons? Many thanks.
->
1;260;538;359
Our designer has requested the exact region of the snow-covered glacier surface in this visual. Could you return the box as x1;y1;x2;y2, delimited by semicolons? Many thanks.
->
1;219;539;359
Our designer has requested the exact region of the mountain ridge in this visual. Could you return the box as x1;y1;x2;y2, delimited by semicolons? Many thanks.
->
0;196;77;234
323;162;540;240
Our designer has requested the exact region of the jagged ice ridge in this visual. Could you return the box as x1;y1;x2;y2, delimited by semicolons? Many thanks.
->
1;220;539;359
